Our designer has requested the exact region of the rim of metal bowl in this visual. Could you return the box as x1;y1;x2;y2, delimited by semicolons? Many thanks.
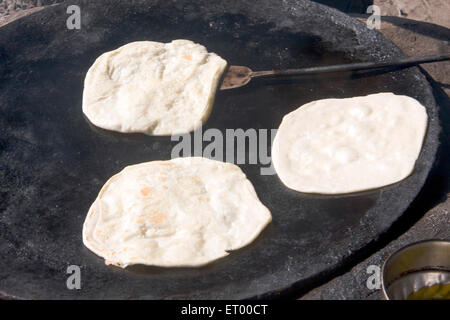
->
381;239;450;300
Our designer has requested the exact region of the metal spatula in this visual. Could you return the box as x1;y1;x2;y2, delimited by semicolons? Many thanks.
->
220;54;450;90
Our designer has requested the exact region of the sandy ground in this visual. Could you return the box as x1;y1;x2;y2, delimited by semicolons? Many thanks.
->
374;0;450;28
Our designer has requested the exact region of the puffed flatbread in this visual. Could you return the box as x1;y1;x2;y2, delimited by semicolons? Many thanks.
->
272;93;428;194
82;40;227;135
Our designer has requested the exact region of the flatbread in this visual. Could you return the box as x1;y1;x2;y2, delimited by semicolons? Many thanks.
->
82;157;271;267
82;40;227;135
272;93;428;194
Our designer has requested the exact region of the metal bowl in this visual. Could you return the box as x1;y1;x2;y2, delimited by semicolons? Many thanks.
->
382;240;450;300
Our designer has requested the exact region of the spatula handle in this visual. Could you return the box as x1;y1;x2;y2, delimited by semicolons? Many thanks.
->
251;54;450;78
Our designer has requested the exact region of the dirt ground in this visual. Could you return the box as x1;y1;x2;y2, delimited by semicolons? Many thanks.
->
374;0;450;28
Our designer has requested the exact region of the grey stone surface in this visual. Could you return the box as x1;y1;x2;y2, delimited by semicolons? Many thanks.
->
302;204;449;300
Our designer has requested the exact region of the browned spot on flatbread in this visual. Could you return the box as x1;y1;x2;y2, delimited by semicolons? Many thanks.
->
159;162;173;166
140;186;152;196
151;212;167;223
138;210;167;224
181;54;192;61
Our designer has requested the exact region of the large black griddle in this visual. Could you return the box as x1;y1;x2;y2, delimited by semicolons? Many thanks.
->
0;0;440;299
